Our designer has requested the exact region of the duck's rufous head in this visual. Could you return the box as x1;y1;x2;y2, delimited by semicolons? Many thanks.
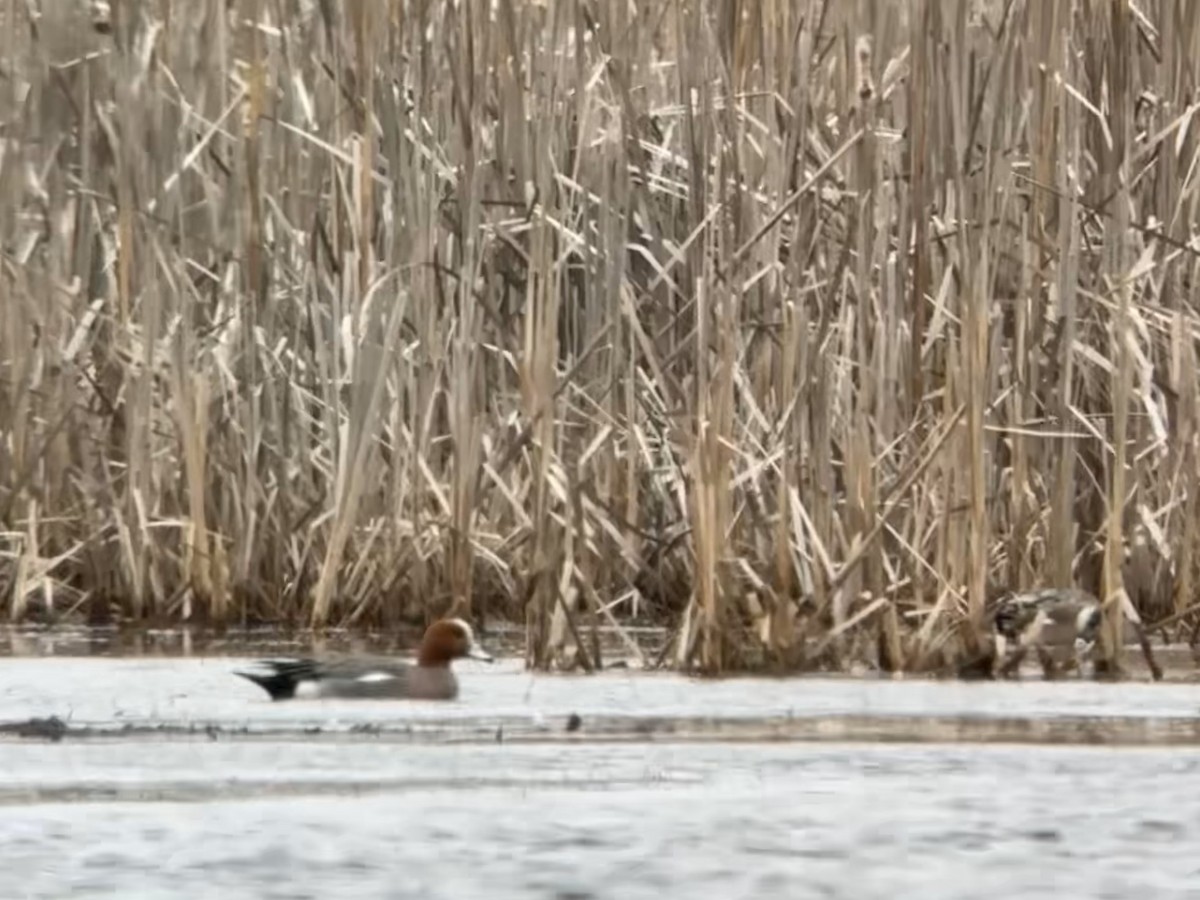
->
418;618;494;668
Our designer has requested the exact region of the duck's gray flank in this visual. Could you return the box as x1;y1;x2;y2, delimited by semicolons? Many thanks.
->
234;618;494;701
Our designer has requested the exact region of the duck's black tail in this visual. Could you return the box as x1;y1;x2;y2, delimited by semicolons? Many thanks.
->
234;668;298;701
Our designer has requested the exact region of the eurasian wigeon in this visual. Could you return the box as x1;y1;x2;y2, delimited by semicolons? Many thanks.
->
234;617;494;701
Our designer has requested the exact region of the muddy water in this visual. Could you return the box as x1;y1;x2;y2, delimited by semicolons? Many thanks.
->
2;630;1200;898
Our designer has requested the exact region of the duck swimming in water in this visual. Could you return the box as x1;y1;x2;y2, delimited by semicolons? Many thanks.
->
234;617;494;701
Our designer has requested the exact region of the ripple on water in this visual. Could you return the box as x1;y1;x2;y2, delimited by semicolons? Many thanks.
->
0;743;1197;898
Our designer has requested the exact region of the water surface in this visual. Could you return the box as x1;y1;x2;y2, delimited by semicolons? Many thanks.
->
2;630;1198;898
3;742;1199;899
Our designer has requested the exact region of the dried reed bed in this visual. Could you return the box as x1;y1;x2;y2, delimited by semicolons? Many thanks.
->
1;0;1199;675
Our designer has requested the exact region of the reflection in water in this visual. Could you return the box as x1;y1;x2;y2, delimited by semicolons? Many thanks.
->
0;623;533;660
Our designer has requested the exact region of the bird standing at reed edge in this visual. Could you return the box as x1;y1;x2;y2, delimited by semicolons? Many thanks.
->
989;588;1104;679
234;617;495;701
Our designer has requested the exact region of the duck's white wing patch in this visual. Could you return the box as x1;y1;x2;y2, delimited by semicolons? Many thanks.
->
356;671;398;683
1074;605;1099;634
293;680;323;700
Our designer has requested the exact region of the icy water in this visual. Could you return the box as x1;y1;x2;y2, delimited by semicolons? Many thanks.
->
2;628;1200;899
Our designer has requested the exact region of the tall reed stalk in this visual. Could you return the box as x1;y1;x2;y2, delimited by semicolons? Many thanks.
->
0;0;1197;675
